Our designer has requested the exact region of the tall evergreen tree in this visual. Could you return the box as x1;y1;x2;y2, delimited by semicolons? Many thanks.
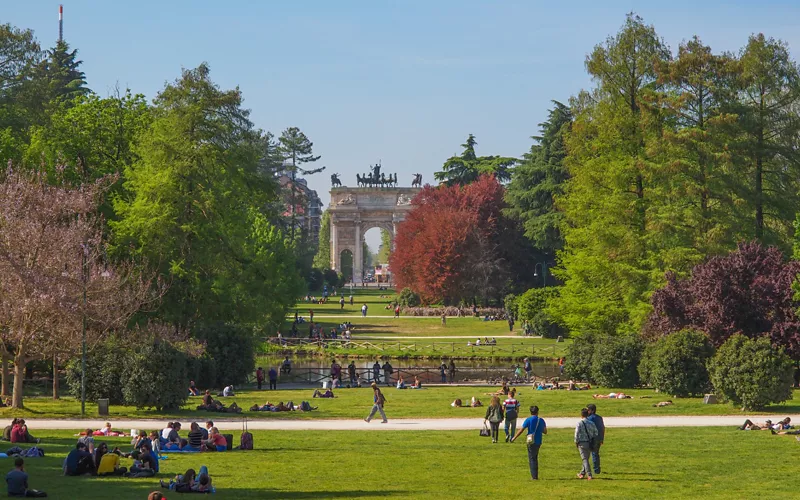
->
312;210;331;270
278;127;324;241
505;100;572;254
434;134;516;185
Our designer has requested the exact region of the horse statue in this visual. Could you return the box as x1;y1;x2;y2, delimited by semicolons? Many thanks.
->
331;173;342;188
412;173;422;187
356;173;362;187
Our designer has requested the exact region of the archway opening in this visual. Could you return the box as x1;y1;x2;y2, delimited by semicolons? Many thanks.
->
364;227;392;283
340;249;353;282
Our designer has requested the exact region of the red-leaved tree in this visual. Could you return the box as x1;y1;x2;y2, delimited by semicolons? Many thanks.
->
0;166;158;408
647;241;800;358
391;175;533;305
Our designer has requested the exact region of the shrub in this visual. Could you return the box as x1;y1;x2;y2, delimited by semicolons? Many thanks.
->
504;294;518;318
591;334;643;388
564;333;597;382
398;288;422;308
708;334;793;410
323;269;340;288
639;330;714;397
122;339;189;411
65;338;127;405
307;268;324;291
193;323;256;388
516;287;566;339
400;306;506;318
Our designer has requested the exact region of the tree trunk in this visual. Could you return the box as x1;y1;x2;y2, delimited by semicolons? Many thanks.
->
52;355;59;400
11;347;25;409
1;352;8;397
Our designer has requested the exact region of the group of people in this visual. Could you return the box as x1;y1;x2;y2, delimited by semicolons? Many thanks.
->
467;337;498;347
196;389;242;413
2;419;38;444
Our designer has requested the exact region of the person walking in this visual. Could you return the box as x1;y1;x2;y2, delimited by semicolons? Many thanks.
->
574;407;598;481
340;296;345;309
439;361;447;383
348;361;358;386
511;406;547;480
268;366;278;390
502;390;520;442
364;383;388;423
372;361;381;384
361;304;368;317
309;309;314;322
255;367;264;390
448;360;456;384
349;294;354;306
558;357;565;376
484;396;505;443
394;305;400;318
586;404;605;475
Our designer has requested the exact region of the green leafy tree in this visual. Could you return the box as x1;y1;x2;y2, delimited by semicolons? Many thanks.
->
505;101;572;253
0;23;41;163
434;134;516;185
111;64;301;328
377;229;392;263
708;334;793;410
122;339;190;411
639;330;714;397
312;210;331;270
591;334;643;388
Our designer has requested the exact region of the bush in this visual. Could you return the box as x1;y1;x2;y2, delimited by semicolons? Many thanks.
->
708;334;793;410
323;269;340;288
307;268;324;291
122;339;189;411
65;338;127;405
193;323;255;388
639;330;714;397
504;294;518;318
591;334;643;388
400;306;506;318
398;288;421;308
564;333;597;382
516;287;566;339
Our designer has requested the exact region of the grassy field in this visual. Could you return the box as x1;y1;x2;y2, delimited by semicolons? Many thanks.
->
14;427;800;499
4;386;800;420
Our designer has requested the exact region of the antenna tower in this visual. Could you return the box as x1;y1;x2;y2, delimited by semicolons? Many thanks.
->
58;5;63;42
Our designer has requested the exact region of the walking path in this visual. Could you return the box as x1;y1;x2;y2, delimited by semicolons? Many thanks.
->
23;415;792;431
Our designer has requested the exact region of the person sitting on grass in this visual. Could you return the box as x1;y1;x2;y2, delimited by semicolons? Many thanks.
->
127;442;158;477
64;443;96;476
313;389;335;398
10;420;38;444
471;397;483;407
186;422;204;451
410;376;423;389
95;443;127;477
204;427;227;452
396;376;406;389
77;429;95;455
451;398;463;407
486;381;510;397
6;457;47;498
189;380;199;396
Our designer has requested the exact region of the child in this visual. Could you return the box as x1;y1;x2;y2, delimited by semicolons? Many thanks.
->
6;457;47;497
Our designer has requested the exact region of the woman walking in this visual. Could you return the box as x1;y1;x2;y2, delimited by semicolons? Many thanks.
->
364;383;388;423
574;407;598;480
484;396;505;443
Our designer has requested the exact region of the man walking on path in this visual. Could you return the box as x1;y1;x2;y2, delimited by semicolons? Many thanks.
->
587;404;605;475
364;383;388;423
256;367;264;390
448;360;456;384
511;406;547;480
268;367;278;390
503;390;520;442
574;407;598;481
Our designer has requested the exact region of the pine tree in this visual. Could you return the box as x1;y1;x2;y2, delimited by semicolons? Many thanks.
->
278;127;324;241
434;134;516;185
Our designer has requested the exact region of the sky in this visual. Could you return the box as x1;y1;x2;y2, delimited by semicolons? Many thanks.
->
6;1;800;251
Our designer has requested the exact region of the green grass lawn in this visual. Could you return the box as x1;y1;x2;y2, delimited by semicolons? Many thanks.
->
5;387;800;420
293;287;399;317
15;427;800;499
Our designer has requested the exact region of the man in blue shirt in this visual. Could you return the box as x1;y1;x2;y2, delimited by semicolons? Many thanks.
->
587;403;605;475
511;405;547;480
64;442;95;476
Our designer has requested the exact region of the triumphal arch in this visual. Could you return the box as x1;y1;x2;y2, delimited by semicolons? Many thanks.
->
328;180;421;283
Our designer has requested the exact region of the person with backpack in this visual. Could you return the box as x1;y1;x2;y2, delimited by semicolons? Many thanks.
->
502;390;520;442
256;367;264;390
574;407;598;481
382;361;394;387
483;396;505;443
586;404;605;475
364;383;388;423
268;367;278;390
511;406;547;480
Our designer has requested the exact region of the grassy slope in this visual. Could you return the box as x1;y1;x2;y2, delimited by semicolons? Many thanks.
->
5;387;800;420
20;427;800;499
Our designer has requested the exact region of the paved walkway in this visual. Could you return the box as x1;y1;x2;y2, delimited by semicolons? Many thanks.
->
24;415;793;431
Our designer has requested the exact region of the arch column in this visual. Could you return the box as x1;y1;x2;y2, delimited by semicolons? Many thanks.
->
353;220;362;283
330;217;338;271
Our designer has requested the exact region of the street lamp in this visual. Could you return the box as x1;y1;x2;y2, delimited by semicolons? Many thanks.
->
533;262;548;288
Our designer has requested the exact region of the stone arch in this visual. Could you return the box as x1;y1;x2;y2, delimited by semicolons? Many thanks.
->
328;186;420;283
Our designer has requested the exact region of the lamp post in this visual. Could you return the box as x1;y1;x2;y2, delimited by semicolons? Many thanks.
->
534;262;548;288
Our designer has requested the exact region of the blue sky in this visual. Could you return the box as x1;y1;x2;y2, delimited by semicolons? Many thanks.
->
6;1;800;251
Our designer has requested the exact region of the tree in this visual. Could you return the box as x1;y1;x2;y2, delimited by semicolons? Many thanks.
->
708;334;793;410
0;23;41;163
312;210;331;270
648;241;800;358
434;134;516;186
0;23;40;93
111;64;301;329
391;175;533;305
591;334;643;388
0;168;154;408
278;127;324;241
515;288;565;338
505;101;572;253
377;229;391;264
639;330;714;397
551;13;672;334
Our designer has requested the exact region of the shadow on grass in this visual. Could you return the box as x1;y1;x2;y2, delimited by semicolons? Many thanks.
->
228;488;409;498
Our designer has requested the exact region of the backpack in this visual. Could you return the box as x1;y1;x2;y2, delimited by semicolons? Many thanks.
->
378;391;387;406
239;418;253;450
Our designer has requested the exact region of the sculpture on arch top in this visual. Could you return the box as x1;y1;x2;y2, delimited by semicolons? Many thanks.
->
330;173;341;187
412;173;422;187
